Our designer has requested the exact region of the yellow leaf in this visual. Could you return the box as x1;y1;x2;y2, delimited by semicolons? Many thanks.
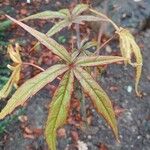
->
0;65;21;98
45;70;74;150
116;28;143;96
7;43;22;64
0;44;22;99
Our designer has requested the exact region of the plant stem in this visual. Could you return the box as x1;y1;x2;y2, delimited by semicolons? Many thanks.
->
94;35;115;55
89;8;120;31
23;62;45;72
75;23;81;50
96;0;108;55
80;90;88;126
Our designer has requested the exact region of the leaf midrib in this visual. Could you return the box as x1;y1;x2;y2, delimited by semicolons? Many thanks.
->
75;67;116;127
50;71;72;131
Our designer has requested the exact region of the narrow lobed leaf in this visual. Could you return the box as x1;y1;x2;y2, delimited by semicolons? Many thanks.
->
82;41;98;51
72;4;89;16
59;9;70;17
116;27;143;96
6;15;71;63
20;10;67;21
45;70;74;150
75;56;125;67
73;67;119;141
73;15;107;24
0;64;68;119
46;20;70;37
129;37;143;96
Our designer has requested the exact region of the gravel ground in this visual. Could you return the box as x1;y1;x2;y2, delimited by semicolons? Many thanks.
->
0;0;150;150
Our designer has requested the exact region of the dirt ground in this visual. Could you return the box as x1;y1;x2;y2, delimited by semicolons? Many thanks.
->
0;0;150;150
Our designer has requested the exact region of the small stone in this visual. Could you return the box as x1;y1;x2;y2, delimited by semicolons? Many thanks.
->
137;135;142;139
134;0;142;2
87;135;92;139
105;45;112;53
127;85;133;93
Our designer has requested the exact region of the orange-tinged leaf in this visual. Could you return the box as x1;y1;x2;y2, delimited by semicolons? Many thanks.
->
73;67;119;141
72;4;89;16
45;70;74;150
75;56;125;67
6;15;71;63
0;64;68;119
46;20;70;37
20;10;67;21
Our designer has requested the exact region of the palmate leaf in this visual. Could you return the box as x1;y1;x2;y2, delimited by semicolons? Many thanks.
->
0;64;68;119
20;10;67;21
73;67;119;141
6;15;71;63
75;56;125;67
45;70;74;150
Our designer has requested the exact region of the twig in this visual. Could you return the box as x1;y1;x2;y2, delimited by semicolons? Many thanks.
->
76;23;81;50
94;35;115;54
96;0;108;55
80;90;88;126
89;8;119;31
23;62;45;72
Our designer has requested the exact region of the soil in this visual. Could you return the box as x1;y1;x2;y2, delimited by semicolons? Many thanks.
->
0;0;150;150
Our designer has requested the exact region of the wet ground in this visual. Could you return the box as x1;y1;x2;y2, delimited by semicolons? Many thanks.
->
0;0;150;150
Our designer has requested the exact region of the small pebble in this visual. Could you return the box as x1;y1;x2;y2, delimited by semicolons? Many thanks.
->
127;85;133;93
87;135;92;139
27;0;31;3
134;0;142;2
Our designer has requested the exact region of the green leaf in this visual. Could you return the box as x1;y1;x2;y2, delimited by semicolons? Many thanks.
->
45;70;74;150
46;20;70;37
0;64;68;119
75;56;125;67
73;67;119;141
0;20;12;31
59;9;70;17
82;41;98;50
72;4;89;16
73;15;107;23
20;10;67;21
6;15;71;63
